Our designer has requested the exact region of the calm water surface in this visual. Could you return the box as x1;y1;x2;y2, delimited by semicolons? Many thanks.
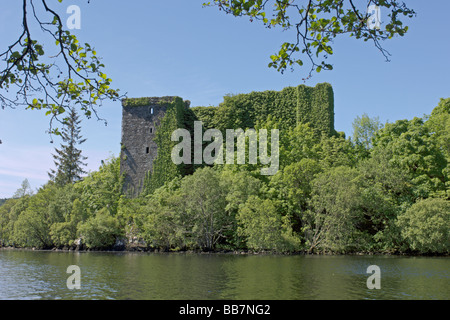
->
0;250;448;300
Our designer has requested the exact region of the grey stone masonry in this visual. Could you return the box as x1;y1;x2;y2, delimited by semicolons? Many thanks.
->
120;96;177;196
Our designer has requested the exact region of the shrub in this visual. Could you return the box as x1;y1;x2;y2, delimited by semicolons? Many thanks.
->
397;198;449;254
77;208;121;249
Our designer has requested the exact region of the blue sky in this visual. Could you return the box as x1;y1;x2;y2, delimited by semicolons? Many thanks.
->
0;0;449;198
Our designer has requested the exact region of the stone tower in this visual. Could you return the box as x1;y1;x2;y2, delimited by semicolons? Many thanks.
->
120;96;189;196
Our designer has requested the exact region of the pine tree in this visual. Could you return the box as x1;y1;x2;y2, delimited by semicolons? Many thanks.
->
48;108;87;186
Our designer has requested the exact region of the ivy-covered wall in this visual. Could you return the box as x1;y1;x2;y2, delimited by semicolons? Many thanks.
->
142;97;199;195
192;82;335;136
297;83;335;136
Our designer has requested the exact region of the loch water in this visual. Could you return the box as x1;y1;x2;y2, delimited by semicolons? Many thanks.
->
0;250;448;300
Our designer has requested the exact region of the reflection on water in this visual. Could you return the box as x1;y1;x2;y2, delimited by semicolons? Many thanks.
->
0;250;448;300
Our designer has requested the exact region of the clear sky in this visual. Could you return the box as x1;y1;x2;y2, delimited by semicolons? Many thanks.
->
0;0;449;198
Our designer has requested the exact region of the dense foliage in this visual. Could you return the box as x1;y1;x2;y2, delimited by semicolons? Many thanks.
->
0;98;448;254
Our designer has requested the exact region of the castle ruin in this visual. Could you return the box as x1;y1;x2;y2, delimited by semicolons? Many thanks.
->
120;83;335;197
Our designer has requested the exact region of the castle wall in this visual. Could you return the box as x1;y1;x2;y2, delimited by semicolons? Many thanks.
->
120;97;173;196
192;83;335;137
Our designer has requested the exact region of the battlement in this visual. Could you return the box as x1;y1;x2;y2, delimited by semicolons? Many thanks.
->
121;96;190;108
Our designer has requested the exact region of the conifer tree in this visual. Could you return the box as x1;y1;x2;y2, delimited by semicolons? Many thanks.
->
48;108;87;185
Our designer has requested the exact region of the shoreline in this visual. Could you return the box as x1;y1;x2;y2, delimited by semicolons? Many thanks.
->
1;245;447;257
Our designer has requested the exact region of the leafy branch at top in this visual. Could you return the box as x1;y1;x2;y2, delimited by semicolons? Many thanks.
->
0;0;125;139
203;0;416;79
